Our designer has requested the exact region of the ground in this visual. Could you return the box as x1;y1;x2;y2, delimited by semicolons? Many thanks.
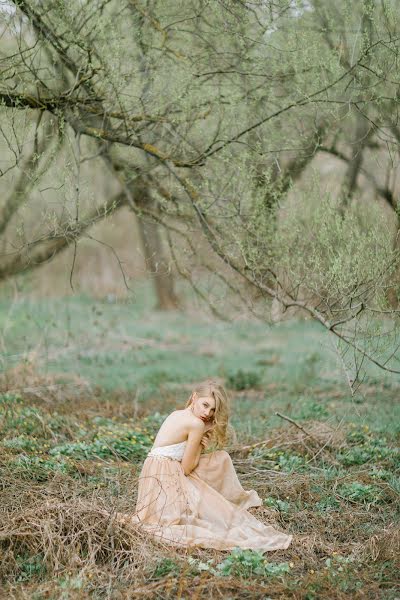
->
0;286;399;599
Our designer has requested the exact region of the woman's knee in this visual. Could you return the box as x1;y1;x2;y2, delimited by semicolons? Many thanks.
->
214;449;231;461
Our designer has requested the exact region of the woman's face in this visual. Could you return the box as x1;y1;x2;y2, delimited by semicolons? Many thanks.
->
191;393;216;422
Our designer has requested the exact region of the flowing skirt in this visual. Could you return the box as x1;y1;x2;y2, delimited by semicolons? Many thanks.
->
121;450;292;553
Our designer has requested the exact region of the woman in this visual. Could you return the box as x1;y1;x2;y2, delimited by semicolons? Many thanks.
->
123;379;292;552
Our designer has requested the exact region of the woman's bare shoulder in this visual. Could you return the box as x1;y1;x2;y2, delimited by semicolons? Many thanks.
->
169;409;204;430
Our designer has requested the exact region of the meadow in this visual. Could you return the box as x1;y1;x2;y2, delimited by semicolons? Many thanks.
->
0;283;399;599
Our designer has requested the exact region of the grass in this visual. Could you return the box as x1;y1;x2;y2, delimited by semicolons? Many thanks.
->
0;285;399;598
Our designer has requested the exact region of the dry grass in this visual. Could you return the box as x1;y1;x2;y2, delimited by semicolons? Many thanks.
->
0;364;399;599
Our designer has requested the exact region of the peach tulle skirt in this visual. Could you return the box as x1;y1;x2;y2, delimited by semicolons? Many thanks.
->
121;450;293;553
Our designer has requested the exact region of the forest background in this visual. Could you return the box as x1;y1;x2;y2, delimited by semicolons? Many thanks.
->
0;1;399;598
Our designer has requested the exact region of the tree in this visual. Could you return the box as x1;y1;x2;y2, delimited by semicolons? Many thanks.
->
0;0;399;387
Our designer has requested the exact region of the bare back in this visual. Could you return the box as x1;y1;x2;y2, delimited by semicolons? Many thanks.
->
152;409;203;449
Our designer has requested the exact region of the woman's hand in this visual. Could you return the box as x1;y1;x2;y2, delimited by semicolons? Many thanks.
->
203;418;214;433
200;433;211;449
200;421;214;449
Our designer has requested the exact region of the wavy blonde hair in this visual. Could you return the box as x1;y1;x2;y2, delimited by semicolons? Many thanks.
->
185;379;233;449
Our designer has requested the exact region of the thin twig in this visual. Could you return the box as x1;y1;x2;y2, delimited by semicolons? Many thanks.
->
275;412;321;444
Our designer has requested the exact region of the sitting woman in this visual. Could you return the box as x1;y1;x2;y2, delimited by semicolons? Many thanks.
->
123;379;292;552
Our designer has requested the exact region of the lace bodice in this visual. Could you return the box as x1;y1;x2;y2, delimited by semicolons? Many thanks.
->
148;441;187;461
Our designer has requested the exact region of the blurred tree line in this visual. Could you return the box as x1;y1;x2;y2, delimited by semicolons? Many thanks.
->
0;0;399;384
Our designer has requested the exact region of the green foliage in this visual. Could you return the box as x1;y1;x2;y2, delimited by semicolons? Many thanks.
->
59;575;85;591
15;553;46;582
273;195;394;310
0;404;46;436
252;447;307;472
1;296;399;439
216;548;290;578
315;496;340;513
368;466;391;480
152;558;181;578
323;555;363;594
11;455;75;481
297;398;329;419
337;446;374;466
187;556;218;575
0;392;24;407
49;425;153;462
2;435;41;452
227;369;262;391
338;429;399;467
264;497;291;513
337;482;382;504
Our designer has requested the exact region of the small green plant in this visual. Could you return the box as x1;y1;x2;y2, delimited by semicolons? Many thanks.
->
0;405;46;435
15;553;46;582
11;455;74;481
216;548;290;578
187;556;218;575
278;453;306;472
337;446;374;466
152;558;181;578
339;429;398;466
59;575;85;590
346;428;370;445
322;554;364;593
264;497;291;513
0;392;24;407
297;399;329;419
227;369;262;391
337;482;382;504
368;466;390;480
325;555;354;571
49;428;153;462
252;447;306;472
2;435;41;452
386;473;400;494
315;496;340;513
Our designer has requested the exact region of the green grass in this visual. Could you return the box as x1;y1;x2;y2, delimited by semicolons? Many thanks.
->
1;287;400;436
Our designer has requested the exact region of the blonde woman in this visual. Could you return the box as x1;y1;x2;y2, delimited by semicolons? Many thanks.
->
128;379;292;552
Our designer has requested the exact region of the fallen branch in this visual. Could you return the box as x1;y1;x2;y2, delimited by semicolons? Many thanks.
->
232;439;273;453
274;412;321;444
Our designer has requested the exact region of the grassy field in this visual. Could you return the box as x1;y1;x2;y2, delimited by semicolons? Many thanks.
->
0;285;399;599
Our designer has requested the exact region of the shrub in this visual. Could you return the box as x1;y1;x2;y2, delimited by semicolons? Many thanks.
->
227;369;262;391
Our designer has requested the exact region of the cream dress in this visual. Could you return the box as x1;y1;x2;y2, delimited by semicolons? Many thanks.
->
120;441;293;553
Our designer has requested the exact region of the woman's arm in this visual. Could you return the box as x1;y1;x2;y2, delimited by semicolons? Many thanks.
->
181;420;205;476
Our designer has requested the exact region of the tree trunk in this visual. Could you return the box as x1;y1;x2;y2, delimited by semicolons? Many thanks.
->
386;219;400;309
339;116;372;213
135;184;180;310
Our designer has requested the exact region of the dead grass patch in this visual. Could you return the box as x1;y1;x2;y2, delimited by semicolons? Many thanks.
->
0;381;398;598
